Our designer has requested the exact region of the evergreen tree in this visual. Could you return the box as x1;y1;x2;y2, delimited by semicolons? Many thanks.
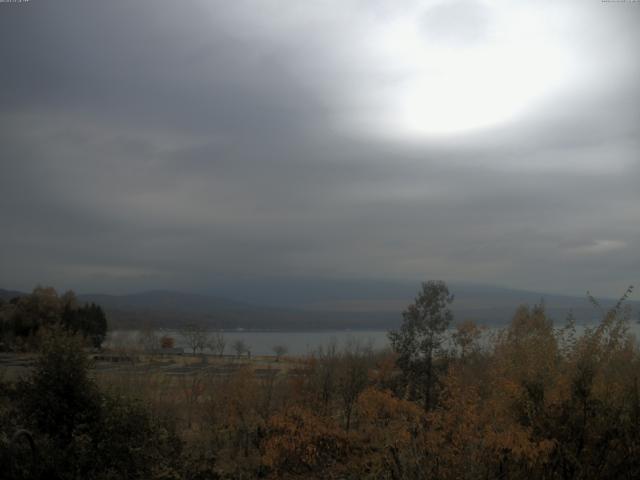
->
388;280;454;410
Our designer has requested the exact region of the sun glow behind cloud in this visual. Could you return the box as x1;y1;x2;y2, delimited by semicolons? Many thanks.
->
362;1;580;137
196;0;585;139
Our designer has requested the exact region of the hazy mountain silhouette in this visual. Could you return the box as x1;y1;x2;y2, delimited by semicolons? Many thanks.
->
2;283;637;330
0;288;24;301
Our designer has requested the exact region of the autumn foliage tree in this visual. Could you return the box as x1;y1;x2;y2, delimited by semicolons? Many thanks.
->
452;320;484;360
0;286;107;349
262;406;348;478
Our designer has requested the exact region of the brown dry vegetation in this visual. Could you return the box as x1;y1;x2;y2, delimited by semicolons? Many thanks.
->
2;287;640;479
89;290;640;479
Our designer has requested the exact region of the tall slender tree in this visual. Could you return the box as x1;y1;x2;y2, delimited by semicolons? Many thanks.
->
388;280;454;410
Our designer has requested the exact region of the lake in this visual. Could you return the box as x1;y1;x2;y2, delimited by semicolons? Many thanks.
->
106;322;640;357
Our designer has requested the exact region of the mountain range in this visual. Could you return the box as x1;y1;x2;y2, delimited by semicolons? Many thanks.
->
2;282;638;330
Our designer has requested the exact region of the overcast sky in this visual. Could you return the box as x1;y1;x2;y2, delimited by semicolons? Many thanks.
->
1;0;639;298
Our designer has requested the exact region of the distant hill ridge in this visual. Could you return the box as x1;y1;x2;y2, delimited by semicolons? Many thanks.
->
1;284;637;330
79;290;254;313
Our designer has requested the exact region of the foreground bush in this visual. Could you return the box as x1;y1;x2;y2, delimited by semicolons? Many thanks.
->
3;327;182;480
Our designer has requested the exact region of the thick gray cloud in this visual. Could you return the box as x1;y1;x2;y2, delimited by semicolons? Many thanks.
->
1;0;639;298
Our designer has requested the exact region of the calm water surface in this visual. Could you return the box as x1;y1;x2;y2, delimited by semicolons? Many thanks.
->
106;323;640;357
